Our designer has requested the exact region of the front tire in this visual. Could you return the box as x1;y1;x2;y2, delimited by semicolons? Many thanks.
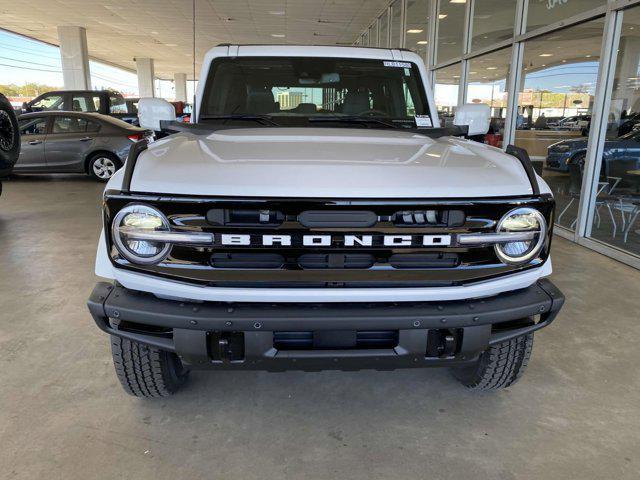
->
88;153;121;182
110;336;189;397
0;93;20;175
453;334;534;390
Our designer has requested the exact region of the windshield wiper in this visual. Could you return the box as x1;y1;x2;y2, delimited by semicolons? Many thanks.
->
199;114;280;126
309;116;401;129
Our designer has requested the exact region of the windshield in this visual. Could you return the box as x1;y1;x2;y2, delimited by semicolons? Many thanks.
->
200;57;432;128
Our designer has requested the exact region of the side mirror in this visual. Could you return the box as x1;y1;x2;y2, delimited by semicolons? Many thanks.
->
137;98;176;131
454;104;491;136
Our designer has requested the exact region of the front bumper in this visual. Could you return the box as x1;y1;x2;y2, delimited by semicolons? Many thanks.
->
88;279;564;371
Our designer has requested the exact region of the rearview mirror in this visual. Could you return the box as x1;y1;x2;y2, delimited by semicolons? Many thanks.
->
137;98;176;131
454;104;491;136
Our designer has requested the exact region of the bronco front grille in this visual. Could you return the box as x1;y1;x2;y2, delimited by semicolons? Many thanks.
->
104;192;555;287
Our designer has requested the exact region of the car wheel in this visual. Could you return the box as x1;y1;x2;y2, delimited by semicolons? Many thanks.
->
88;153;121;182
110;336;189;397
0;94;20;175
452;333;534;390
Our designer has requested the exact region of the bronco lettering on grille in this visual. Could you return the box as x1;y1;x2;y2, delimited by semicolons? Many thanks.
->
217;234;452;247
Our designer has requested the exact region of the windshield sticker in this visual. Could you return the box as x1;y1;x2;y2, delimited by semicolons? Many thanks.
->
383;61;412;68
415;115;432;128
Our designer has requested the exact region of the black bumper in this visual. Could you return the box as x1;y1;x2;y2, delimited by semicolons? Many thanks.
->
87;279;564;371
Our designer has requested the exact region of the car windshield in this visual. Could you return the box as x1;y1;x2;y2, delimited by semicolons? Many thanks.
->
200;57;431;128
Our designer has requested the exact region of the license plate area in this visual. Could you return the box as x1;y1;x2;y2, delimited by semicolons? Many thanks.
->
273;330;399;350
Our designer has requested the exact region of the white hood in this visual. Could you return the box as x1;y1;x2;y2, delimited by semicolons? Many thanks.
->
129;128;534;198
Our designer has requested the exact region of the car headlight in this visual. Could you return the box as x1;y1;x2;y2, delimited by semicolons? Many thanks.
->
112;204;172;265
494;207;547;265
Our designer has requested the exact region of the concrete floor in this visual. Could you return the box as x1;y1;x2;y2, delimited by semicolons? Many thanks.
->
1;175;639;480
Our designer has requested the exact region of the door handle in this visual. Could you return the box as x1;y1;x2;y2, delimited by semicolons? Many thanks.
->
79;137;93;142
28;140;42;145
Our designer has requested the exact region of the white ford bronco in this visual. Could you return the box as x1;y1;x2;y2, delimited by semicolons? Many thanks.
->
87;45;564;397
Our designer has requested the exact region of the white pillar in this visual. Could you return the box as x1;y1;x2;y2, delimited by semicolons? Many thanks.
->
174;73;188;102
136;58;155;98
57;26;91;90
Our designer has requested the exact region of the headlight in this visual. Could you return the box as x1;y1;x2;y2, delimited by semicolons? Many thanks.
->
112;204;172;265
494;207;547;265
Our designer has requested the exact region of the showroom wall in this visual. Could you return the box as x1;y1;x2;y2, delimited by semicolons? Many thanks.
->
356;0;640;269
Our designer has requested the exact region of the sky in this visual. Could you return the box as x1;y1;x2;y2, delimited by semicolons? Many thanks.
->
0;29;139;95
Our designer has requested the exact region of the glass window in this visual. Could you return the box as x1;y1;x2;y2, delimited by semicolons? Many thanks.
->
109;95;128;114
436;0;466;64
369;22;378;47
515;19;604;231
471;0;517;52
52;116;89;134
362;30;369;46
30;94;63;111
379;10;389;48
587;7;640;256
527;0;606;33
86;121;101;133
466;48;511;147
72;95;101;112
434;63;461;125
19;117;47;135
390;0;403;48
202;57;430;125
405;0;429;59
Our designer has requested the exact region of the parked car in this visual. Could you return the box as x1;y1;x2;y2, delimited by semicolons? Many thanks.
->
22;90;139;124
546;130;640;179
0;93;20;195
548;115;591;131
15;111;153;181
87;44;564;397
617;113;640;137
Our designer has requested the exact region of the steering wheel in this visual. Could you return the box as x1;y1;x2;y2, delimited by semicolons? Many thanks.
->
355;109;388;117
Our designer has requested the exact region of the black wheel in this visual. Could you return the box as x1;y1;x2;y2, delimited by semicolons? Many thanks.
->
88;152;121;182
453;334;534;390
110;336;189;397
0;93;20;175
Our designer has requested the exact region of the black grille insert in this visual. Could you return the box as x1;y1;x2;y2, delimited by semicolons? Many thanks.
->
298;253;375;269
211;253;285;269
389;253;460;269
393;209;465;227
206;208;284;227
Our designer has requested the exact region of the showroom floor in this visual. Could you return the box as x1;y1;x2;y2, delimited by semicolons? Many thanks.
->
1;175;639;480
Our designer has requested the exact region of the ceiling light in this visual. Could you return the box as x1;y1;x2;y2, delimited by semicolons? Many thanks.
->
585;54;592;58
151;31;159;35
450;0;467;3
486;67;497;70
407;29;424;34
269;10;285;15
165;43;177;47
539;53;553;57
271;34;286;38
417;40;429;45
438;14;448;19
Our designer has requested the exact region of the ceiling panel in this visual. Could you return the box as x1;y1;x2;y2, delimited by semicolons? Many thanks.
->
0;0;390;79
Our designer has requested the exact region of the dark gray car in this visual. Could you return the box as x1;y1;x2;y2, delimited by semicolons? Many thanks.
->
15;111;153;181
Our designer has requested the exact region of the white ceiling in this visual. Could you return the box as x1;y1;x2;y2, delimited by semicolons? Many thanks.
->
0;0;391;79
